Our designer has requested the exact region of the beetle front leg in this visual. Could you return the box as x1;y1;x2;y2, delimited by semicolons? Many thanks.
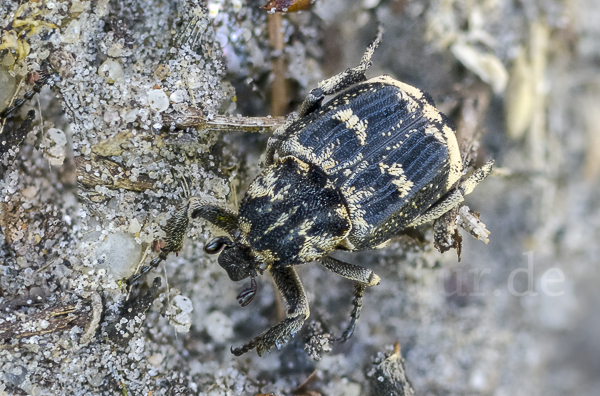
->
231;266;309;356
298;28;383;118
127;197;238;286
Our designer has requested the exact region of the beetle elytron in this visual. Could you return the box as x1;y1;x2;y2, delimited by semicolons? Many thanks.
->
139;31;493;356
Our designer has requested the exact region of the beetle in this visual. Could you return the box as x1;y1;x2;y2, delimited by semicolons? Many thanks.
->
135;31;494;356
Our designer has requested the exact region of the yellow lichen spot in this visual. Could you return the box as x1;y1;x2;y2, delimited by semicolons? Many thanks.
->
332;108;354;123
331;110;369;145
348;206;370;236
254;249;278;266
425;124;445;143
335;206;351;221
344;185;356;196
239;219;252;235
0;31;18;52
423;103;443;122
387;163;404;176
0;3;57;61
335;152;364;175
443;124;462;188
297;218;315;236
321;158;337;171
397;89;408;103
369;76;425;100
402;93;419;113
17;39;30;59
344;187;373;205
354;119;368;145
265;206;299;234
392;174;414;198
345;114;359;129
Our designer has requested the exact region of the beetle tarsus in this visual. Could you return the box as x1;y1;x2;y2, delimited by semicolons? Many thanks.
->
0;70;52;120
334;282;367;343
230;340;257;356
126;251;168;286
231;315;306;356
298;29;382;118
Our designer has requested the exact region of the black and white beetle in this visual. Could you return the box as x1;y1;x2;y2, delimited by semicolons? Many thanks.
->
135;31;494;356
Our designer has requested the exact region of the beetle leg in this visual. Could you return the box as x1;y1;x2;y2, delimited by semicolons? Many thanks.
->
318;256;379;342
0;70;52;121
230;266;309;356
406;160;494;228
334;282;367;342
157;196;238;257
126;197;238;286
298;28;383;118
319;256;380;286
187;197;239;234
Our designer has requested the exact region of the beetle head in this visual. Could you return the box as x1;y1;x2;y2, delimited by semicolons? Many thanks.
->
205;235;260;306
218;244;254;282
205;236;255;282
